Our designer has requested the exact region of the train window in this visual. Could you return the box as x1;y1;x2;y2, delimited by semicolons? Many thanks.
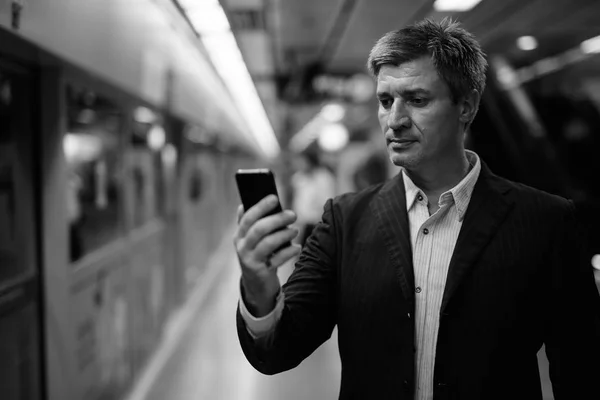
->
0;303;41;400
64;87;124;262
128;107;167;227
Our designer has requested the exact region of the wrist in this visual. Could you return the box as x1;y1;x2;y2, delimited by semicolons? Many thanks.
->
241;273;281;317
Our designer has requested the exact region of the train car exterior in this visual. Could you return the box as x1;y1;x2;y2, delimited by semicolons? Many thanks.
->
0;1;265;400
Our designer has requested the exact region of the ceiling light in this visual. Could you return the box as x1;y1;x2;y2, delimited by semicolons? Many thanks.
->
320;103;346;122
318;123;349;152
581;35;600;54
516;36;538;51
592;254;600;270
433;0;482;12
134;106;156;124
186;5;230;35
177;0;280;159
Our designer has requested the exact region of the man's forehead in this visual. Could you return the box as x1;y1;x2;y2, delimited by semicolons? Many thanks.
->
379;56;436;76
376;58;440;90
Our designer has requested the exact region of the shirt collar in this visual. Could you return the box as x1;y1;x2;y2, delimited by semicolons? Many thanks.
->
403;170;424;212
402;150;481;221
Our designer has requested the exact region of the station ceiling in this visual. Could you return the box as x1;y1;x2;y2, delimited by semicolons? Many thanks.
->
223;0;600;142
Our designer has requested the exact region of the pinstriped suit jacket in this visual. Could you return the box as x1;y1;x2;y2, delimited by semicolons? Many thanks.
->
237;162;600;400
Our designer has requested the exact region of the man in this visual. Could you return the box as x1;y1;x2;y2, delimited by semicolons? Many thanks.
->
233;18;600;400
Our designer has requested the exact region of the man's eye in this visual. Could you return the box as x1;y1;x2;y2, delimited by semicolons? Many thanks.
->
379;98;392;108
410;98;427;106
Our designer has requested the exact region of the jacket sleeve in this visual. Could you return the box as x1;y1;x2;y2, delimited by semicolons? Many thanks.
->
544;200;600;399
238;287;284;338
237;198;339;375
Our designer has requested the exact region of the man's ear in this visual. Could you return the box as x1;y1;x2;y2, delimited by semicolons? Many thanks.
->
459;89;481;124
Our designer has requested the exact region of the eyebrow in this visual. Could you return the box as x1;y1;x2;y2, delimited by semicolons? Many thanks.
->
376;88;431;98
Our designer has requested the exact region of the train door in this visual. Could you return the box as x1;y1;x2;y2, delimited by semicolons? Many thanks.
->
0;59;43;399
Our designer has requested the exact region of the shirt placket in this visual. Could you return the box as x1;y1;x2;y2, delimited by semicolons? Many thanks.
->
414;201;437;399
422;203;454;399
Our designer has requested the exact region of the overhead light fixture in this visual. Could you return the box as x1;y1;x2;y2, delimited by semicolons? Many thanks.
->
180;0;229;35
514;33;600;85
320;103;346;123
592;254;600;270
516;36;538;51
134;106;156;124
177;0;280;159
433;0;482;12
318;123;349;152
581;35;600;54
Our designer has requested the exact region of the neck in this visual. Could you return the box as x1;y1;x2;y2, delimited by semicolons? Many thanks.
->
405;151;470;197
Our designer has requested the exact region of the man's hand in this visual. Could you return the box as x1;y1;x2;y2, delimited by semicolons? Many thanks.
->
234;195;301;317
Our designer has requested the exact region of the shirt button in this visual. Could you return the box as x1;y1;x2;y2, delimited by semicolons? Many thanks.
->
423;228;429;235
415;287;422;293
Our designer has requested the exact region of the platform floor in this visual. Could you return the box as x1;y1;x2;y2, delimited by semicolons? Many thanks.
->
125;244;555;400
127;249;341;400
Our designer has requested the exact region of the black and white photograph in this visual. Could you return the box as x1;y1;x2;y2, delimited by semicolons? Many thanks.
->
0;1;599;400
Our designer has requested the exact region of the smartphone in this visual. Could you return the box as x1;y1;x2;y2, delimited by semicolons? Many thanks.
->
235;168;291;251
235;168;283;214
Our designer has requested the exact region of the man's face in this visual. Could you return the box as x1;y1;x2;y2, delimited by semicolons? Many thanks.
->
376;56;467;171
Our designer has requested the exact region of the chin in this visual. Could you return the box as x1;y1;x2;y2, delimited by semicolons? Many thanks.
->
389;151;420;169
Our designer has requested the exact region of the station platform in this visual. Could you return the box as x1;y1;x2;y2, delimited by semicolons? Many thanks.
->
123;233;556;400
123;237;341;400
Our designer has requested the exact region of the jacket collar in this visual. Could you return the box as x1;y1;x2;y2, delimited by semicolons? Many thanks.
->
441;161;514;313
371;161;514;310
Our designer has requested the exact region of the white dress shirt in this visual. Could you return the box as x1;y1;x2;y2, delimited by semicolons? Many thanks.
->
403;150;480;399
240;151;482;400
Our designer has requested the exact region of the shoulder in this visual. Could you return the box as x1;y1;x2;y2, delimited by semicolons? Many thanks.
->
328;180;387;215
313;181;387;240
489;172;574;218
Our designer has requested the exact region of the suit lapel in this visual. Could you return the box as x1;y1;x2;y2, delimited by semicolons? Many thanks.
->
371;173;415;303
441;163;514;313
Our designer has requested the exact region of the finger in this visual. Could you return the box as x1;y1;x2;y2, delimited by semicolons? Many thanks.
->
237;195;279;238
236;204;244;224
253;227;299;260
269;244;301;268
245;211;297;250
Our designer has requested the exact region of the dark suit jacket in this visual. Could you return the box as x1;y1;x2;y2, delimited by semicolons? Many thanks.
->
237;163;600;400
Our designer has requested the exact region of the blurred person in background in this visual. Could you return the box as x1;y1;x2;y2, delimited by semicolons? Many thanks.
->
290;149;336;247
233;18;600;400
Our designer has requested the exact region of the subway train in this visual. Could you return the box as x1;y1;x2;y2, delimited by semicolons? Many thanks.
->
2;1;600;400
0;2;267;400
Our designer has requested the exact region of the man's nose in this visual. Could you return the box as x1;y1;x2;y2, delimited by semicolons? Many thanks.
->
388;102;412;131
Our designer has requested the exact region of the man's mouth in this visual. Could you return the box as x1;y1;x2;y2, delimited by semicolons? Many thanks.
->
388;138;417;144
388;138;417;150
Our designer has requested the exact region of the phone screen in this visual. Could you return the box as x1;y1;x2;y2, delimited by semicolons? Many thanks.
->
235;169;291;252
235;169;283;215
